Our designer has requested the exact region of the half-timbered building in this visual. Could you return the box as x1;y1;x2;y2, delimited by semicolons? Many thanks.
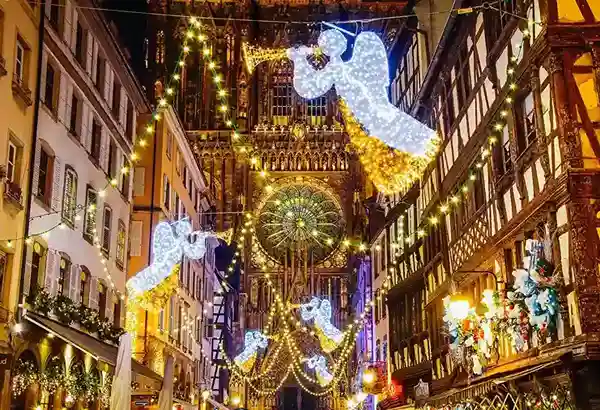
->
378;0;600;408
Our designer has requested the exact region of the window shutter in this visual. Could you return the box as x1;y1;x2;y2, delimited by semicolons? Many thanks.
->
70;9;78;53
65;82;74;129
104;66;112;102
88;277;99;311
51;156;63;212
86;32;93;75
23;245;33;296
119;94;127;126
44;250;58;296
133;167;145;197
57;73;68;125
130;221;143;257
91;40;99;83
131;111;137;142
106;291;114;324
81;104;91;150
40;52;48;103
100;129;109;171
69;264;81;302
32;144;41;198
63;0;73;48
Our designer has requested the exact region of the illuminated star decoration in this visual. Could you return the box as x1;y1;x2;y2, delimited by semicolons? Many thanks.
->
287;28;436;156
300;297;343;353
234;331;269;373
306;355;333;387
126;219;215;298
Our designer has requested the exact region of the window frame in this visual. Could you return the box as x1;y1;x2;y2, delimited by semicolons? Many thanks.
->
37;146;54;206
57;256;70;295
90;118;101;163
43;61;58;113
14;38;25;84
7;140;18;184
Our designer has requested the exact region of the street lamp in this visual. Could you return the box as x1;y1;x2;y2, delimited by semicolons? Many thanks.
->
447;298;470;320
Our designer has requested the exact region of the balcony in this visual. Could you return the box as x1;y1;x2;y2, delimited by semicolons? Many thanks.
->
3;180;24;214
11;73;33;106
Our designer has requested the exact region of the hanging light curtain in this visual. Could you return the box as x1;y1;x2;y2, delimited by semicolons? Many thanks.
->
158;355;174;410
110;333;132;410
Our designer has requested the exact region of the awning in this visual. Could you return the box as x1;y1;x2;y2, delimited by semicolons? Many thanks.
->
25;312;162;382
425;358;561;407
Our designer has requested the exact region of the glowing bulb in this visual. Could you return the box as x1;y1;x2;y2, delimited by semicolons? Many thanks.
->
218;89;226;97
448;299;470;320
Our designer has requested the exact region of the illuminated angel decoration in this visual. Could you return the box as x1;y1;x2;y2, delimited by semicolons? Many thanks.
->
306;355;333;386
234;331;269;373
300;297;343;352
287;29;436;156
126;219;214;298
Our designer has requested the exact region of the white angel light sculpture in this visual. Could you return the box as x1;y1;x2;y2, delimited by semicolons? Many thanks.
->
306;355;334;386
126;219;215;298
234;331;269;373
300;297;344;352
287;29;436;156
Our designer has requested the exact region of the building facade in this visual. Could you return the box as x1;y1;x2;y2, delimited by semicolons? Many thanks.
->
381;0;600;408
128;106;217;408
9;0;157;409
0;0;40;405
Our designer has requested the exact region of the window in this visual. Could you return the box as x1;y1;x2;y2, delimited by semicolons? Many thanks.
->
37;147;54;206
112;81;121;117
166;131;173;159
307;97;326;126
158;309;165;332
107;142;117;180
168;296;175;336
163;175;170;209
126;100;134;141
95;55;105;91
0;251;7;298
79;268;89;305
98;283;106;320
58;256;69;295
48;0;61;32
520;92;536;151
102;206;112;256
121;155;130;197
116;220;126;270
75;22;86;65
272;61;292;125
174;193;180;219
83;187;98;243
14;38;25;85
6;139;22;184
90;119;101;162
114;300;121;327
30;242;45;295
69;93;80;135
500;126;512;174
62;167;78;226
182;166;187;186
44;62;57;112
175;149;181;174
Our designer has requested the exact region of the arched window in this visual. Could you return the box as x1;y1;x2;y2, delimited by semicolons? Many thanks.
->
62;166;78;226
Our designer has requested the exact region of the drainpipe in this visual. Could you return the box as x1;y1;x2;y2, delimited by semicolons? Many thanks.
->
17;0;46;320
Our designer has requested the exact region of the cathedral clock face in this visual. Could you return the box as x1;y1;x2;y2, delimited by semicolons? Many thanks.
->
256;182;344;264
